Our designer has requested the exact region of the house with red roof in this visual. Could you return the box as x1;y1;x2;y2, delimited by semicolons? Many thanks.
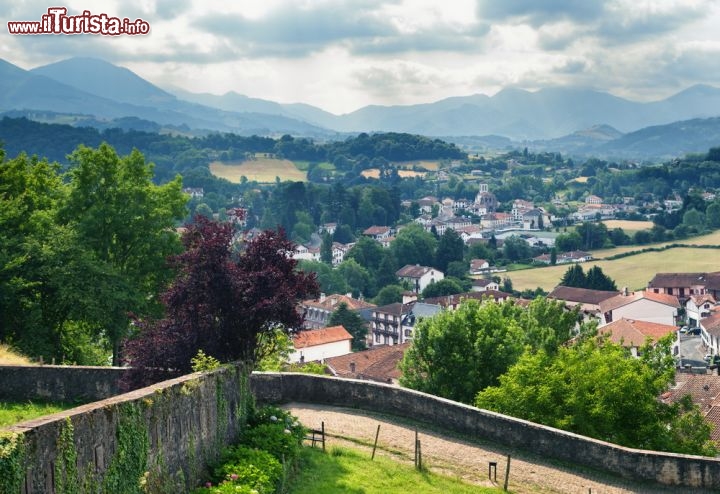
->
289;325;353;364
600;318;679;357
598;290;681;327
324;343;411;385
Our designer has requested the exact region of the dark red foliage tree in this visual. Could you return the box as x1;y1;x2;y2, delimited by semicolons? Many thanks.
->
122;216;318;387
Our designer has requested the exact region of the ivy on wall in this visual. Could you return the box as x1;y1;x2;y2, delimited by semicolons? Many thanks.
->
102;402;149;494
54;418;79;494
0;431;26;493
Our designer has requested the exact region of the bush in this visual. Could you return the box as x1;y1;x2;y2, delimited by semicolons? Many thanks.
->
213;446;282;493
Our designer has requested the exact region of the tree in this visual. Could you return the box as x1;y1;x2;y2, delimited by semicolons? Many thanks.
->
336;259;372;298
320;232;333;265
549;247;557;265
373;284;405;306
421;278;463;298
475;337;717;456
400;298;581;404
122;218;318;387
502;236;532;262
559;264;586;288
434;229;464;272
390;223;437;267
585;266;617;291
298;260;349;295
61;143;187;364
328;302;368;351
554;231;582;252
706;202;720;229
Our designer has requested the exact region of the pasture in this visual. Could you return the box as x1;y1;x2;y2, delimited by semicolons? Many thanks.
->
600;220;655;232
505;247;720;292
209;157;306;183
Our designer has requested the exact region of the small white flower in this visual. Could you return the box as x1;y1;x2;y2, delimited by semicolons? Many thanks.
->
270;415;278;422
284;429;291;434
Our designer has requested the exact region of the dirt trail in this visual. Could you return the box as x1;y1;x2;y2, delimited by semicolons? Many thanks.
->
284;403;700;494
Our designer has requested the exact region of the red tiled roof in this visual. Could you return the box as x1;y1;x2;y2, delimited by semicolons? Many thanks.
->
363;225;390;235
702;313;720;336
600;318;677;347
396;264;435;278
293;326;352;349
599;291;681;313
648;272;708;288
325;343;411;383
548;286;619;306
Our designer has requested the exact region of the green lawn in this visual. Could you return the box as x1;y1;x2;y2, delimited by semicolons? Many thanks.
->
289;447;500;494
0;401;73;427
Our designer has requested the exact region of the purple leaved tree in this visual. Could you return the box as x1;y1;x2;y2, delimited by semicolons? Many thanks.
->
122;216;318;387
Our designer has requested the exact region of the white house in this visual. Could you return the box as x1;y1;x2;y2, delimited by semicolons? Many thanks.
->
289;325;353;363
471;278;500;292
686;294;716;328
598;290;681;327
701;312;720;357
396;265;444;293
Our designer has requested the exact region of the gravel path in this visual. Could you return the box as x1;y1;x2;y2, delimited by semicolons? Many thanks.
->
284;403;701;494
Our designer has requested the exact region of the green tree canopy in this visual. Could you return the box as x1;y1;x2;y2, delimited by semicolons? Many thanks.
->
475;337;717;456
434;229;464;272
390;223;437;267
421;278;463;299
328;302;368;351
60;143;187;363
400;297;582;404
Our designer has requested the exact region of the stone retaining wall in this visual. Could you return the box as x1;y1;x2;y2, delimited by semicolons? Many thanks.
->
251;372;720;489
1;364;251;494
0;365;130;403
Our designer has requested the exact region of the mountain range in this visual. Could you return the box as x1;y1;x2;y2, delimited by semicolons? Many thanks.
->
2;56;720;159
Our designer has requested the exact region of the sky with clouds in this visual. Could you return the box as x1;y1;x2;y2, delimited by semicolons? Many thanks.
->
3;0;720;114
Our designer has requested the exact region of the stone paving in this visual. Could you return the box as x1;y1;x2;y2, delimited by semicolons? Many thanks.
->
285;403;708;494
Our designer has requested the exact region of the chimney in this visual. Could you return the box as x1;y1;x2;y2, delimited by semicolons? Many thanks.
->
622;287;629;296
349;362;356;373
320;293;326;302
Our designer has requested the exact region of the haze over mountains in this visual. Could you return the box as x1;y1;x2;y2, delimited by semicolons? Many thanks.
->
3;56;720;159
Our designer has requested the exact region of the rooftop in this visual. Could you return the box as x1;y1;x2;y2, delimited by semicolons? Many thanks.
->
600;318;677;347
325;343;411;383
293;325;352;349
548;286;619;306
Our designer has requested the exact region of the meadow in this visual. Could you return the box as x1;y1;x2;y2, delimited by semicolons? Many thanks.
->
361;168;427;179
600;219;654;232
209;157;306;183
506;247;720;292
0;401;72;427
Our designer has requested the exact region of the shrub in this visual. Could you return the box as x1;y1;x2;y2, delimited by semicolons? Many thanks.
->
213;446;281;492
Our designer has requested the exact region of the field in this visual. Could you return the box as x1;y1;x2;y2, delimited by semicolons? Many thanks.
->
591;229;720;259
290;447;499;494
209;157;306;183
601;219;654;232
505;247;720;292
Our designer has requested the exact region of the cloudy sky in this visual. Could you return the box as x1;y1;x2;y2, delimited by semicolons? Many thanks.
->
3;0;720;114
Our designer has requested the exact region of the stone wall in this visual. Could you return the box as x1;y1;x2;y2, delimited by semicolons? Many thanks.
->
0;365;130;403
251;372;720;489
1;364;251;494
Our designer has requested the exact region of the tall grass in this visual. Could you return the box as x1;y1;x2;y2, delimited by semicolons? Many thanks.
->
0;344;32;365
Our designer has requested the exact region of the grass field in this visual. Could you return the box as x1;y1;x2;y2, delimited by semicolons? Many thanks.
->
289;447;499;494
209;158;306;183
506;247;720;292
591;230;720;259
0;401;72;427
601;220;654;232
